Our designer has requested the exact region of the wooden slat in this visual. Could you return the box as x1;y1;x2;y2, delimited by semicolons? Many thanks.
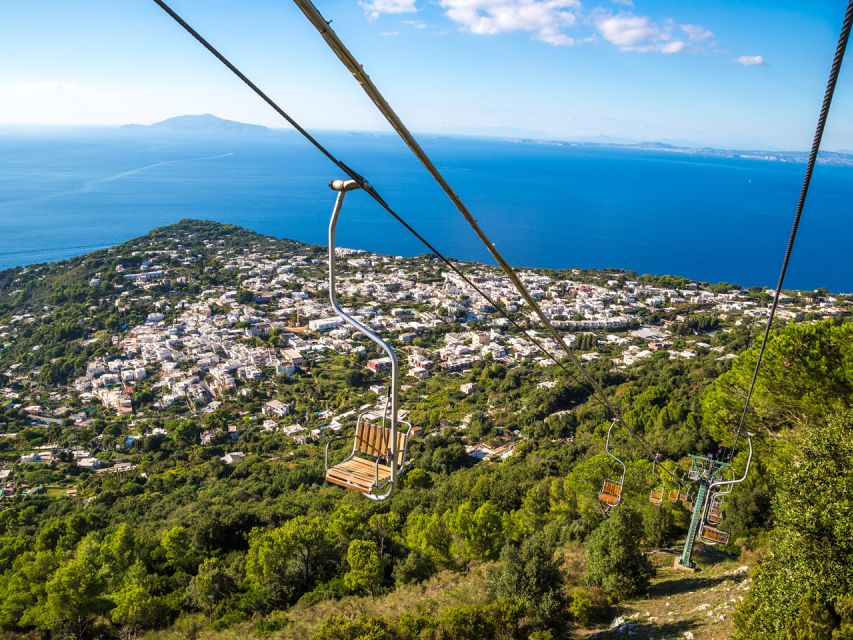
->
354;422;405;461
355;422;368;453
396;430;407;466
602;481;621;496
371;423;383;456
701;526;730;544
326;456;392;494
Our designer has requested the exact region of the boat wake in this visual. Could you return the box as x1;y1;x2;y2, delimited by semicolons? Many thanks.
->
0;152;234;209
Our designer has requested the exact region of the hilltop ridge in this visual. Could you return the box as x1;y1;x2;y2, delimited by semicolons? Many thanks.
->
121;113;272;134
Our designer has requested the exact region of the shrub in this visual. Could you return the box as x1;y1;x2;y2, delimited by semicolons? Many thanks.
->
584;507;653;600
642;504;676;548
312;614;391;640
735;411;853;639
487;532;566;630
568;587;612;625
393;550;435;585
252;611;290;636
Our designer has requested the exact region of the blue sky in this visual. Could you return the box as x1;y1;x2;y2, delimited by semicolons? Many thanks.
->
1;0;851;150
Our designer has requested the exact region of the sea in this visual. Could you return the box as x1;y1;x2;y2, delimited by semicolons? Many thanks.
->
1;127;851;292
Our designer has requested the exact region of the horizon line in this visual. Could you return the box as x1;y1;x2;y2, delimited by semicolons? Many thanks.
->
0;119;851;156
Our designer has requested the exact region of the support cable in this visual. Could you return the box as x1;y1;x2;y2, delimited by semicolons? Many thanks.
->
291;0;686;474
732;0;852;450
152;0;680;477
292;0;621;423
150;0;589;393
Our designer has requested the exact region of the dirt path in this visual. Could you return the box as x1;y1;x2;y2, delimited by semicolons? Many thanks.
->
578;552;751;640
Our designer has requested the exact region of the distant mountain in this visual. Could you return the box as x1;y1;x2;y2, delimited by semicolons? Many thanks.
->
122;114;271;134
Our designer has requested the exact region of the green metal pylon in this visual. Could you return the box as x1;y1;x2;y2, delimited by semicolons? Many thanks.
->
677;480;708;569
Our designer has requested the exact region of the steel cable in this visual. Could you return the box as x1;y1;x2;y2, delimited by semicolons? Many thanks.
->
732;0;852;450
151;0;593;394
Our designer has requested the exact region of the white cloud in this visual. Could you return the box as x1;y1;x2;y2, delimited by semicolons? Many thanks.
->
403;19;428;29
680;23;713;41
735;54;765;66
439;0;581;46
13;82;77;92
380;31;400;36
595;14;686;53
359;0;417;21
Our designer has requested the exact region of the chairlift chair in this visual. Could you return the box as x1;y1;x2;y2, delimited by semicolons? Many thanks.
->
699;523;731;546
322;179;412;501
599;420;626;510
698;436;754;547
325;398;411;498
707;495;723;525
686;455;706;481
705;473;732;525
648;455;666;506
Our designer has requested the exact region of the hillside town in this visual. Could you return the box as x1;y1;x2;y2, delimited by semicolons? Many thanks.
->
0;225;848;493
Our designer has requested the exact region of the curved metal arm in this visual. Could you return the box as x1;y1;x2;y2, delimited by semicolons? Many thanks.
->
328;179;400;489
605;420;626;486
702;436;753;524
708;436;752;494
324;433;354;471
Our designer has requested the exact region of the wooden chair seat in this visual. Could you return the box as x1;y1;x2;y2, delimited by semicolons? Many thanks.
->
649;489;664;505
701;526;730;545
708;505;722;524
667;489;680;503
326;456;392;494
599;491;620;507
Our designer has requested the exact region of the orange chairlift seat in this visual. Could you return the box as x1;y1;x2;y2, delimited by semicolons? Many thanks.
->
649;455;666;506
599;421;626;510
699;523;731;545
322;179;412;501
707;495;723;524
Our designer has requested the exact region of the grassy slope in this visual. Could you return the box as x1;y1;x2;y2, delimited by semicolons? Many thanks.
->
578;550;749;639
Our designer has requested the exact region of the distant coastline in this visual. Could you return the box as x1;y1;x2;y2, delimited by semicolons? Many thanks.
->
517;138;853;167
5;113;853;166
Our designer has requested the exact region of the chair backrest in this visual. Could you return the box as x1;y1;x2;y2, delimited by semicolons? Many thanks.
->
355;421;407;467
602;480;621;495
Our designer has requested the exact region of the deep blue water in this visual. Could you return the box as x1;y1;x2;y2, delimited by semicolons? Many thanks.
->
0;128;851;291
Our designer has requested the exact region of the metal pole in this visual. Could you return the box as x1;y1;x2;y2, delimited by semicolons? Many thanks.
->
677;480;709;569
327;180;399;485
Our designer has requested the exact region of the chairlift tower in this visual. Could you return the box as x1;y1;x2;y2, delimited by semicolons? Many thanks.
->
675;454;731;570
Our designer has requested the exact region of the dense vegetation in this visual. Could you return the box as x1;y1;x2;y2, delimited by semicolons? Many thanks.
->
0;222;849;639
